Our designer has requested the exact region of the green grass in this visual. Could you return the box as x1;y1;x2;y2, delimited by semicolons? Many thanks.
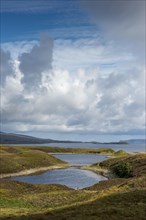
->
0;198;32;209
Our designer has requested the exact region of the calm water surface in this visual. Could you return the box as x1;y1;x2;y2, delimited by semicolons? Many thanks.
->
52;153;107;166
8;142;145;188
10;167;107;189
10;154;108;189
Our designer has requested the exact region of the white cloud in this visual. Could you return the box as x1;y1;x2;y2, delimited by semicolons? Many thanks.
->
0;37;145;136
53;38;134;72
1;41;37;59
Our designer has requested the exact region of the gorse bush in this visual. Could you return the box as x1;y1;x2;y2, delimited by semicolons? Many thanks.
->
111;162;133;178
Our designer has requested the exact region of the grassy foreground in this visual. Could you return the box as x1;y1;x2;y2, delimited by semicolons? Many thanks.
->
0;178;146;220
0;145;146;219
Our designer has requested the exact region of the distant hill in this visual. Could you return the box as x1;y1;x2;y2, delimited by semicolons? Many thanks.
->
0;132;81;144
103;139;146;145
97;139;145;145
0;131;145;145
102;141;128;144
125;139;146;144
0;132;53;144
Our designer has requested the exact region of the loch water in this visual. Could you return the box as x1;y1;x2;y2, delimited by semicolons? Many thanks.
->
10;142;145;152
10;154;108;189
52;153;107;166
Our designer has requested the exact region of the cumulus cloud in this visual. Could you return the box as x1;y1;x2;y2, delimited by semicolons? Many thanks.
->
19;34;53;89
1;41;37;60
0;37;145;136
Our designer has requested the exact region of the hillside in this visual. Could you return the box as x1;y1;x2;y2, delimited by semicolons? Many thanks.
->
0;177;145;220
0;149;67;175
99;153;146;177
0;132;53;144
0;132;82;144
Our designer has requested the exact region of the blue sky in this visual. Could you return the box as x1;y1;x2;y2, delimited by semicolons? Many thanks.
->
1;0;95;41
0;0;145;142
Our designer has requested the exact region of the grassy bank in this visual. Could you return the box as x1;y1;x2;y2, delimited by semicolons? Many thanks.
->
87;153;146;178
0;144;116;155
97;153;146;177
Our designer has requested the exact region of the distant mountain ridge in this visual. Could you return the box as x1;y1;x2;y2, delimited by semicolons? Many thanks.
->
0;131;145;145
0;132;81;144
0;132;52;144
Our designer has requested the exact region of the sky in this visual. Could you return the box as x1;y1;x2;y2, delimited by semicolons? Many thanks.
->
0;0;145;142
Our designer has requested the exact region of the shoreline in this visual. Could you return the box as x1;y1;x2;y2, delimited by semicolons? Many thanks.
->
49;152;111;156
81;166;115;179
49;152;146;155
0;164;112;180
0;164;71;179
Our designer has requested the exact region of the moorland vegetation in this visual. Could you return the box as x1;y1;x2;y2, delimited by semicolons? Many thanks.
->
0;145;146;220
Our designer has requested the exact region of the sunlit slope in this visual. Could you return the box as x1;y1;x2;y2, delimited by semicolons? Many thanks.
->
0;150;67;174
